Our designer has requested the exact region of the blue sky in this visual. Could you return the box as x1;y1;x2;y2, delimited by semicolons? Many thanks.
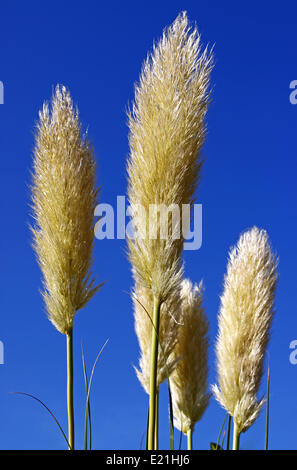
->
0;0;296;450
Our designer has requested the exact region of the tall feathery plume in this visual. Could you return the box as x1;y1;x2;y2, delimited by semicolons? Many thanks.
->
212;227;278;450
171;279;210;450
127;12;213;449
31;85;101;449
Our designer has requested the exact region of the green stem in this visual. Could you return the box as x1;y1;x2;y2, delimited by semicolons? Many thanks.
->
187;428;193;450
226;415;232;450
232;421;240;450
147;297;161;450
216;412;227;449
67;329;75;450
146;398;149;450
265;362;270;450
168;379;174;450
154;389;159;450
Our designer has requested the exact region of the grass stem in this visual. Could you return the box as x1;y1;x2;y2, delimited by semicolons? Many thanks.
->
67;329;75;450
147;297;161;450
226;414;232;450
232;421;240;450
154;389;159;450
187;428;193;450
168;379;174;450
265;362;270;450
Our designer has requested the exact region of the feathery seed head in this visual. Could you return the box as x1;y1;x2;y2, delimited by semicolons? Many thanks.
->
212;227;278;433
31;85;101;334
171;279;210;434
127;12;213;303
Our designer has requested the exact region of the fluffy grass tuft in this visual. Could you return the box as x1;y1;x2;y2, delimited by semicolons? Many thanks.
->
31;85;101;335
171;279;210;441
212;227;278;438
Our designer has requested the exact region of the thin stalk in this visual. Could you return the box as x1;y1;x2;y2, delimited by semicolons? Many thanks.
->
221;430;226;448
265;363;270;450
131;292;174;449
178;428;183;450
226;414;232;450
216;412;227;450
187;428;193;450
82;345;92;450
11;392;70;448
83;339;108;450
232;421;240;450
147;297;161;450
146;398;149;450
168;378;174;450
66;329;75;450
154;389;159;450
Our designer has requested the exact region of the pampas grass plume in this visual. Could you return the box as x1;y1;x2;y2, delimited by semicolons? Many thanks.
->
212;227;278;435
171;279;210;436
127;11;213;303
31;85;101;335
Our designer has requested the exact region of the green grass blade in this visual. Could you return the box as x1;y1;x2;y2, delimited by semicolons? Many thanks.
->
81;343;92;450
86;339;109;396
83;339;109;449
11;391;70;449
139;431;146;450
210;442;223;450
221;430;226;448
215;412;227;450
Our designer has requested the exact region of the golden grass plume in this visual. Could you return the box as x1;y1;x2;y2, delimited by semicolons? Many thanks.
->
212;227;278;433
171;279;210;434
31;85;101;335
127;11;213;303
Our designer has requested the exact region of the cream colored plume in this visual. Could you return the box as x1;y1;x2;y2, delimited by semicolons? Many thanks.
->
127;11;213;303
31;85;101;334
133;282;181;393
171;279;210;434
212;227;278;433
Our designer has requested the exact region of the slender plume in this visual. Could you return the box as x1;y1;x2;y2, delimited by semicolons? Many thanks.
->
127;11;213;303
171;279;210;449
31;85;101;449
212;227;278;447
31;85;101;335
127;11;213;449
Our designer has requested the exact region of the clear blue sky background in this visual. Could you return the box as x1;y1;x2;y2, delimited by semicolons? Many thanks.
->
0;0;296;450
